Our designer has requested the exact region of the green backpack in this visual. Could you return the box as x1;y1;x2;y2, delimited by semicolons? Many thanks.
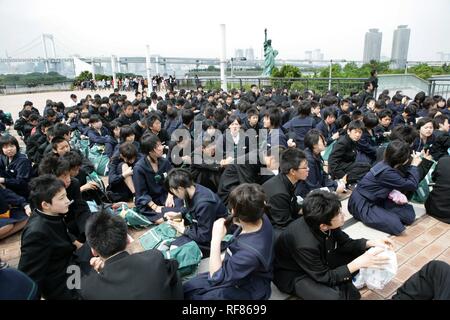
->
87;144;110;176
116;203;152;229
411;160;437;204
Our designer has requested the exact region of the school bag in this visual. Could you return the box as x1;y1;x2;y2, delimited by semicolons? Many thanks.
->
411;160;437;204
114;203;152;228
87;144;110;176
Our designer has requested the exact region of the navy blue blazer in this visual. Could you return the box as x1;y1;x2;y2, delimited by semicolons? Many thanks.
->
0;153;32;198
282;116;315;150
132;156;172;221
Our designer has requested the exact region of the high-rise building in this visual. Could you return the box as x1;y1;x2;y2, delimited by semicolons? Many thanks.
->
304;50;312;60
391;25;411;69
245;48;254;61
235;49;244;58
363;28;382;63
312;49;323;60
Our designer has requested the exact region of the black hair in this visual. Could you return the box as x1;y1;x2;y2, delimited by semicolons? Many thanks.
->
202;119;218;131
165;168;194;194
336;114;352;130
119;142;138;160
85;211;128;258
51;136;68;150
140;133;161;155
304;129;325;151
227;114;242;127
119;125;135;142
80;112;90;120
422;97;435;110
39;153;70;177
28;174;65;210
384;140;411;168
89;114;101;124
363;113;379;129
390;125;418;144
433;114;449;128
347;120;365;132
414;91;426;105
228;183;268;223
181;109;195;126
303;190;342;229
378;109;392;120
322;107;337;119
214;108;228;123
246;107;259;118
0;134;20;155
416;117;434;131
61;151;82;169
297;101;312;118
280;148;306;175
53;123;71;137
263;108;281;128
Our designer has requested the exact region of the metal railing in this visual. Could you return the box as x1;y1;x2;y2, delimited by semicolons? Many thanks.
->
428;77;450;99
177;77;367;96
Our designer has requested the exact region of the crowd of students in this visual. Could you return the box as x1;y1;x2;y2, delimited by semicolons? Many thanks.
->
0;78;449;300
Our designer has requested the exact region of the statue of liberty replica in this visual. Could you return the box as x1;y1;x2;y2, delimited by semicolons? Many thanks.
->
262;28;278;76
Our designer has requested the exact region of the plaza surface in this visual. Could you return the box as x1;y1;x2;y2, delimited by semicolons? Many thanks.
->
0;90;449;300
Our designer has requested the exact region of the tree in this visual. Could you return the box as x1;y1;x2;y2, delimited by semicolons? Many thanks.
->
271;65;302;78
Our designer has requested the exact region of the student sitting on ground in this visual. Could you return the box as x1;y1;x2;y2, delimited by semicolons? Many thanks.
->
296;129;346;198
18;175;92;300
412;117;435;153
184;183;274;300
80;211;183;300
429;114;450;161
262;148;308;239
133;133;174;223
0;135;33;199
425;155;450;224
107;142;139;202
0;257;39;300
274;190;393;300
348;140;423;235
163;168;227;256
0;187;31;240
328;120;371;186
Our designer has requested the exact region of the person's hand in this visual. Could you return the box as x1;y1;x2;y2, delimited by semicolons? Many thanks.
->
165;196;175;208
211;218;227;243
383;131;391;137
401;96;408;105
181;155;191;164
335;180;346;193
411;151;422;166
24;204;32;216
81;181;99;192
332;132;340;140
73;240;83;250
122;166;133;178
340;174;348;186
164;211;181;220
287;139;296;148
154;206;163;213
220;157;233;167
353;247;391;269
367;238;394;251
421;149;433;161
167;218;186;234
90;257;105;273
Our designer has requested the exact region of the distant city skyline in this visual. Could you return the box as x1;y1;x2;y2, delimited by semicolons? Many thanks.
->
0;0;449;62
363;29;382;63
391;25;411;69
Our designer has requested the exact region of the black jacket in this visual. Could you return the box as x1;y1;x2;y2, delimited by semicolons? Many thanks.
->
328;134;357;179
425;156;450;223
80;251;183;300
262;174;300;232
274;216;367;294
18;210;79;300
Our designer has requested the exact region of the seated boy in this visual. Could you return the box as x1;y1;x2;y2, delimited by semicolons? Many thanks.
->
18;175;92;300
80;211;183;300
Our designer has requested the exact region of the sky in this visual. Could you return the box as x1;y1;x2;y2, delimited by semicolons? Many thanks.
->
0;0;449;62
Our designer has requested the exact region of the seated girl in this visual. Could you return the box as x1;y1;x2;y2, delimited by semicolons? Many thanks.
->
412;117;435;153
0;187;31;240
132;133;174;223
348;140;422;235
0;135;33;199
163;168;227;256
183;183;274;300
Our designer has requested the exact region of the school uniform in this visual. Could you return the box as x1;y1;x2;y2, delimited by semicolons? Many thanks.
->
282;116;315;150
80;251;183;300
107;156;140;202
65;177;91;242
328;134;371;183
170;184;228;256
0;187;28;229
356;128;377;163
430;130;450;161
348;161;420;235
117;113;140;126
132;156;172;222
0;153;32;198
262;174;300;239
274;216;365;300
373;124;392;146
86;127;112;148
315;120;338;146
295;148;337;198
265;128;288;149
222;131;250;163
18;210;81;300
0;268;39;300
425;156;450;223
184;214;274;300
411;135;435;153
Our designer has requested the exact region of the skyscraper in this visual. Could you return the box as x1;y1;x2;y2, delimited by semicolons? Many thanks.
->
363;29;382;63
245;48;254;61
391;25;411;69
235;49;244;58
304;51;312;60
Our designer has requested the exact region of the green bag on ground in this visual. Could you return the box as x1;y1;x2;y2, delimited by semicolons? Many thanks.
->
139;223;203;277
321;140;336;162
116;203;151;228
411;160;437;204
87;144;109;176
162;241;203;277
86;171;107;194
